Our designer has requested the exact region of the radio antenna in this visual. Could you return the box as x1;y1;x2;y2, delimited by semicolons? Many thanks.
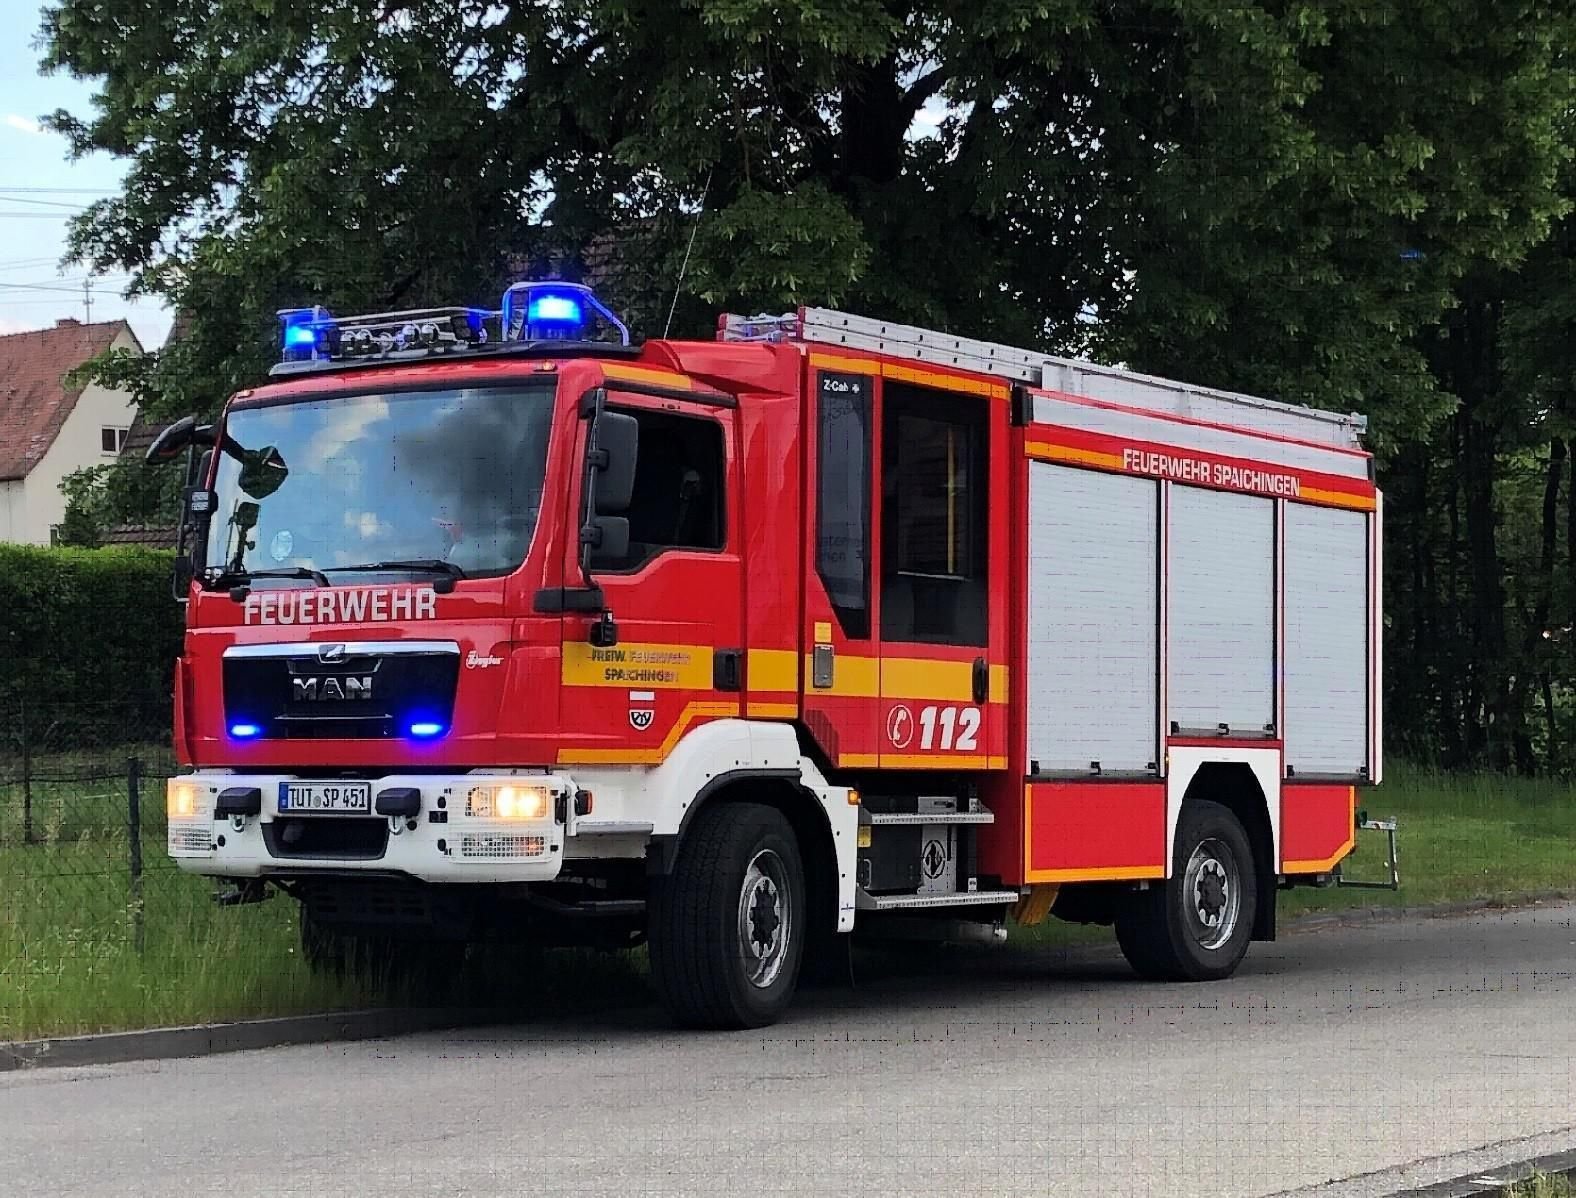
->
663;167;713;339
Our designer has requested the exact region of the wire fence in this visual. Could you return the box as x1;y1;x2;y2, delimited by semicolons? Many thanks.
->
1;702;183;957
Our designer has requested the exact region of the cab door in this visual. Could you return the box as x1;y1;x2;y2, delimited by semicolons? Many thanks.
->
873;376;1008;770
554;386;744;765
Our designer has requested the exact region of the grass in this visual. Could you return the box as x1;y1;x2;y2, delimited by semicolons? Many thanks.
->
1504;1172;1576;1198
3;760;1575;1041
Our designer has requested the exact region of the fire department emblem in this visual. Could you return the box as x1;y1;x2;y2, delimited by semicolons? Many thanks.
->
629;691;656;731
885;704;914;749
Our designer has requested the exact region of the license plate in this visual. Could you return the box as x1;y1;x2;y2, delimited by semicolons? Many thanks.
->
278;781;372;814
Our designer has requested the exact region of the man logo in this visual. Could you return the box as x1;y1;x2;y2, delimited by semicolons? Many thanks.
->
629;708;655;731
293;675;372;701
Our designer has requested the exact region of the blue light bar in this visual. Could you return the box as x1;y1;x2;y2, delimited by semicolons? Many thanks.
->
407;721;445;739
527;293;584;325
230;722;263;739
283;322;318;349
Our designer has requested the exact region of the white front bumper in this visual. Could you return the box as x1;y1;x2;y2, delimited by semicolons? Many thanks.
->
165;771;576;884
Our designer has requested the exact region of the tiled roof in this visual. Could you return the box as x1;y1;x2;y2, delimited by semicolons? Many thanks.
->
0;318;139;482
100;521;178;549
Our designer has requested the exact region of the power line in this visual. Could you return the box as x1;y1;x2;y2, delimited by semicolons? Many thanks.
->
0;212;74;220
0;186;117;195
0;194;87;210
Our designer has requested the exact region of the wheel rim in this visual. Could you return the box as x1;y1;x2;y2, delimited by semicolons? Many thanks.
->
1182;837;1241;951
737;848;793;990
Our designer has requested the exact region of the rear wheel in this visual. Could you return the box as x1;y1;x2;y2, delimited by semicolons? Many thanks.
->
1116;799;1256;982
648;802;807;1029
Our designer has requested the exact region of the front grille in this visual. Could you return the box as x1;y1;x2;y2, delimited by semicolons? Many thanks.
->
264;816;389;860
223;643;460;741
460;833;546;860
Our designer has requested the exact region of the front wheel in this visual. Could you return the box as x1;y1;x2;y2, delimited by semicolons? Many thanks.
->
1116;799;1256;982
648;802;807;1029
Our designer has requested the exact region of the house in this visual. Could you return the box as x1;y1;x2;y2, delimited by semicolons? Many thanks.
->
0;318;143;545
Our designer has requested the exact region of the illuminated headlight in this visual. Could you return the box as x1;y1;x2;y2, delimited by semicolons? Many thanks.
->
465;784;552;821
166;781;206;821
166;780;213;856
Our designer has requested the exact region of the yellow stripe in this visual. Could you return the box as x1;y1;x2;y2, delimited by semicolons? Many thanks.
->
1024;864;1167;883
602;362;693;389
881;754;1007;770
839;752;880;768
746;701;799;719
807;652;881;697
882;362;1007;399
810;352;878;374
556;701;738;765
1025;441;1125;470
562;641;712;690
747;648;798;693
1298;487;1377;512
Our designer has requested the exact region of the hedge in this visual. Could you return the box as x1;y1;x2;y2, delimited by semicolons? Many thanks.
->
0;544;184;751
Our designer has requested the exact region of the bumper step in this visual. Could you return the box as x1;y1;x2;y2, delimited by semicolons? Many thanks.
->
866;811;995;827
856;887;1020;912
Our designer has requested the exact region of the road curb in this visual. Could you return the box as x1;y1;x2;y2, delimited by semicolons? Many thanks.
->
0;1006;507;1075
5;891;1572;1076
1283;890;1575;936
1384;1145;1576;1196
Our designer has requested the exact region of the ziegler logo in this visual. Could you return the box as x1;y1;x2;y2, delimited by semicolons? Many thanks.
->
292;675;373;701
465;650;504;670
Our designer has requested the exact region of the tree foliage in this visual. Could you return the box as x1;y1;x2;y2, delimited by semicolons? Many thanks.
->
38;0;1576;769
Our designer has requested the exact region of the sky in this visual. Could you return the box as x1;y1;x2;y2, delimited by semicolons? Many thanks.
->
0;4;172;348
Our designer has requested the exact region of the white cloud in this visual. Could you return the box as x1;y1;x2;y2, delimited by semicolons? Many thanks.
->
4;114;42;135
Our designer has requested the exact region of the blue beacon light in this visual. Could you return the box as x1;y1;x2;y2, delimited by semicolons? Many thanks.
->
230;722;263;739
407;721;445;739
526;292;584;325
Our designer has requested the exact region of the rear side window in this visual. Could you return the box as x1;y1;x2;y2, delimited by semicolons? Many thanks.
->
816;372;871;637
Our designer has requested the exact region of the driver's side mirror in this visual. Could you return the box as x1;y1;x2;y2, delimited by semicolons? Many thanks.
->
590;410;638;515
582;408;638;568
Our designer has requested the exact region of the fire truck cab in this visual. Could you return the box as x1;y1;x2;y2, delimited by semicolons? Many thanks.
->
150;282;1385;1029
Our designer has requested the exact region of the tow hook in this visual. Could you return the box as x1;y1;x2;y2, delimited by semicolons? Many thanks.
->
213;878;271;907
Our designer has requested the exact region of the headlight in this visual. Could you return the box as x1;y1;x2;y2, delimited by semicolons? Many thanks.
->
166;781;203;820
466;784;550;821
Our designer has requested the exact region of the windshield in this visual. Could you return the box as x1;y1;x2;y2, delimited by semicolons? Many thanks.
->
206;383;555;582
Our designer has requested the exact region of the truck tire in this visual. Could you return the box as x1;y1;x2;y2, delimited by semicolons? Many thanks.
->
648;802;806;1029
1116;799;1256;982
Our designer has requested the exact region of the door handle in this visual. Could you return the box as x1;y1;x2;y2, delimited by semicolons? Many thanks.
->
972;656;988;705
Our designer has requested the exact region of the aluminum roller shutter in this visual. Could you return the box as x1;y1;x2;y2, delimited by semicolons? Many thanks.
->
1026;464;1158;773
1167;487;1275;734
1284;504;1368;776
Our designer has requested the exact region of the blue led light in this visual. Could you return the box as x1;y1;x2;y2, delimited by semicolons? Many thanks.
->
408;721;445;739
230;722;263;739
283;322;318;349
526;293;584;325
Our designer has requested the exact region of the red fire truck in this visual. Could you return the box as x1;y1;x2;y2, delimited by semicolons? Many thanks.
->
148;282;1389;1028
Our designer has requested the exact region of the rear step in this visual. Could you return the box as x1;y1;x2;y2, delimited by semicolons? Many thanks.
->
856;888;1020;912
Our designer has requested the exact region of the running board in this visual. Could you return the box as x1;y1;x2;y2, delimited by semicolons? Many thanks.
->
856;888;1020;912
866;811;995;826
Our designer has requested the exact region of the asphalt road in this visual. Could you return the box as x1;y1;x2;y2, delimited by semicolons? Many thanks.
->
4;904;1576;1198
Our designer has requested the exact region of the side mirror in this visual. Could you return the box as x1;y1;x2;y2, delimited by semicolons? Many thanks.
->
145;415;214;465
591;410;638;515
585;515;630;565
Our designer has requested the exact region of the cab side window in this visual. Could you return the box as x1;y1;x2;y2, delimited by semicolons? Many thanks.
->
602;408;726;571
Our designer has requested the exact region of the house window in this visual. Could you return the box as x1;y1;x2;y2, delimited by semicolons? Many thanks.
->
101;427;129;454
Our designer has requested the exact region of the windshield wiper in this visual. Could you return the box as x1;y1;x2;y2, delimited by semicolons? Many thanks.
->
324;559;466;591
209;565;331;598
